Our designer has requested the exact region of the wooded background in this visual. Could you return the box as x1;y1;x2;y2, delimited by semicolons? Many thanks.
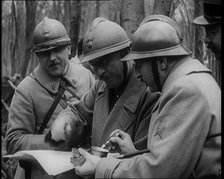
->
1;0;221;86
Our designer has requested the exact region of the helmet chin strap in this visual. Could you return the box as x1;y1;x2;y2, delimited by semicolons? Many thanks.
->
151;60;162;92
113;61;128;92
152;56;181;92
122;61;127;81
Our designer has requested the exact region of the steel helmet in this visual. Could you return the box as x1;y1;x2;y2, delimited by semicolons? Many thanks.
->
32;17;71;53
80;17;130;63
193;0;221;26
122;15;191;62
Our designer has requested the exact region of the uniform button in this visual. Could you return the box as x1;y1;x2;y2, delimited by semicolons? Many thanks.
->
62;94;66;100
51;84;56;91
72;79;77;86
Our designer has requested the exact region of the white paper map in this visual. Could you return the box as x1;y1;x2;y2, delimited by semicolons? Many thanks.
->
3;150;74;176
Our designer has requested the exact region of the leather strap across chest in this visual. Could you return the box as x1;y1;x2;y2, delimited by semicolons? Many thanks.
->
29;72;80;134
38;80;66;134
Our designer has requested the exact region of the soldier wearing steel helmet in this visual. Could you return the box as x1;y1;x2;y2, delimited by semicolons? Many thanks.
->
193;0;221;61
5;17;95;179
73;15;221;179
49;17;160;159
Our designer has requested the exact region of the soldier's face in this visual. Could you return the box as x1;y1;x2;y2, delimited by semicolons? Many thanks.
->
205;24;221;60
36;46;70;77
89;52;124;89
134;59;158;92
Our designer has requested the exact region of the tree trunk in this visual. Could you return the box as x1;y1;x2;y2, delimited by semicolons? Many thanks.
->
2;1;12;76
10;0;18;76
193;0;204;61
120;0;145;38
22;0;37;78
53;1;59;20
79;1;97;39
170;0;195;51
144;0;154;16
96;0;100;17
63;0;71;32
153;0;172;15
70;0;81;57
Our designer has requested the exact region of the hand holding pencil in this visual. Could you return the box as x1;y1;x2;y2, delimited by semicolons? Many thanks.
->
108;130;138;155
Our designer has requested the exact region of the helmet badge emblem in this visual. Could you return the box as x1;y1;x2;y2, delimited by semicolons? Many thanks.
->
41;17;51;41
86;33;94;49
42;28;50;41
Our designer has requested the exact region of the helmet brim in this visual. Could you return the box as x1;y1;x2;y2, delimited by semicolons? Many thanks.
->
32;45;58;53
193;16;221;26
32;36;71;53
121;45;192;61
80;40;130;63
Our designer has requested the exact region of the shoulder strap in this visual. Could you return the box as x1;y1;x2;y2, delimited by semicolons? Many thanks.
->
28;72;65;134
29;72;81;134
38;81;66;134
60;79;81;100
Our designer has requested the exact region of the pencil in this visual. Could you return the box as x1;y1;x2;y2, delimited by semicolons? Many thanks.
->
117;149;150;159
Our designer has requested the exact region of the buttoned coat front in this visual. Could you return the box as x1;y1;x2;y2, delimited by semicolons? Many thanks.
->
5;62;95;179
95;57;221;179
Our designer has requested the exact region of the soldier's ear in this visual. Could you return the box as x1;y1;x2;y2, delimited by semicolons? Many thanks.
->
67;45;71;55
157;57;167;71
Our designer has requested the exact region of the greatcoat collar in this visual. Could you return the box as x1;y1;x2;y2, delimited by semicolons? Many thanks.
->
162;56;212;93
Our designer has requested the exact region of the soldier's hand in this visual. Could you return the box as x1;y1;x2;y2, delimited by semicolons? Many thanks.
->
109;130;137;155
74;148;101;177
51;108;74;141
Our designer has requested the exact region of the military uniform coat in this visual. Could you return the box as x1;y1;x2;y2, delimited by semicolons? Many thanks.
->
5;62;95;179
95;57;221;178
65;61;160;150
